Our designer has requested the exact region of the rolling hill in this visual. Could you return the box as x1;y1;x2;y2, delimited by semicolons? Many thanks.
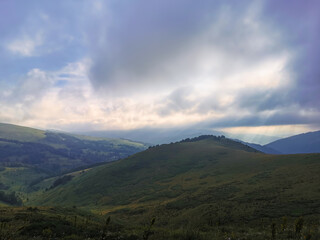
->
265;130;320;154
31;135;320;227
0;123;146;172
0;123;147;195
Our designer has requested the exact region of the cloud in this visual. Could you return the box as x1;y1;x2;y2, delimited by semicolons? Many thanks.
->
202;108;320;129
0;59;89;125
261;0;320;110
0;0;87;75
7;32;43;56
0;0;319;136
88;0;282;94
157;87;196;116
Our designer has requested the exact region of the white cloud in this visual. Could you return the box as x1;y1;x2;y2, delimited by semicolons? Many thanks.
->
7;32;43;57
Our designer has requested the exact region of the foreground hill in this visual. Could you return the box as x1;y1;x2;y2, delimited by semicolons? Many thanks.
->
0;206;133;240
32;136;320;225
264;130;320;154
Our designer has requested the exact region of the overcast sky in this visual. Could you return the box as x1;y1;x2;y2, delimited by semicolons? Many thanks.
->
0;0;319;138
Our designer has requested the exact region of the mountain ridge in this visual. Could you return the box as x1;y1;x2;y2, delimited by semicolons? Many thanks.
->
0;122;147;194
264;130;320;154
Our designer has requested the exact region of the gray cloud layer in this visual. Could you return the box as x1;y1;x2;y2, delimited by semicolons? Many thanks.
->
88;0;273;92
86;0;319;126
0;0;319;132
262;0;320;109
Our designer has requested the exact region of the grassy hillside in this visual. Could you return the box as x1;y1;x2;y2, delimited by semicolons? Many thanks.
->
0;123;147;203
29;136;320;238
0;206;139;240
0;123;146;172
0;135;313;239
0;123;45;142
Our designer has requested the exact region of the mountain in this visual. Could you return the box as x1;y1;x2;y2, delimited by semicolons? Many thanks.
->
80;126;280;145
0;123;146;195
265;130;320;154
0;123;146;171
79;127;224;145
32;135;320;226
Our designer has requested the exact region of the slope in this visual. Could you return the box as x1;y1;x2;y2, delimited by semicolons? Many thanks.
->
235;139;280;154
0;123;146;172
32;135;320;226
265;130;320;154
0;123;146;196
0;123;45;142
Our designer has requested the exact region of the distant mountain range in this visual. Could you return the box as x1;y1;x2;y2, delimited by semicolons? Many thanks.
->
81;127;320;154
79;127;224;145
243;130;320;154
264;130;320;154
79;127;280;145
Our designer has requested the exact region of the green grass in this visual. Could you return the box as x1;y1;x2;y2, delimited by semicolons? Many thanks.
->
0;122;147;208
0;206;318;239
0;166;48;193
0;206;140;239
29;136;320;232
0;123;147;171
0;123;46;142
1;135;320;239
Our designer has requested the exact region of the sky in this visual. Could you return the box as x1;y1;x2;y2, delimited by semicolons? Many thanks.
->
0;0;319;140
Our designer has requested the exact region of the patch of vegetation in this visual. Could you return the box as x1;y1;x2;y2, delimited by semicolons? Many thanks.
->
0;183;9;190
0;132;145;173
0;191;22;206
0;123;146;174
49;175;74;190
0;206;140;240
0;123;147;195
0;135;319;239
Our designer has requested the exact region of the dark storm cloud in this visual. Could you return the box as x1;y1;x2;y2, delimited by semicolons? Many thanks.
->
87;0;319;122
1;0;319;131
157;87;195;116
88;0;261;93
261;0;320;110
235;88;289;112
